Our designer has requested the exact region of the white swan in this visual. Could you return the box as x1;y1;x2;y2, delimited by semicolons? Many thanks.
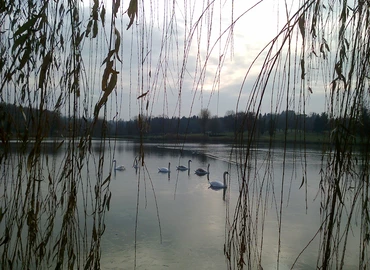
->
158;162;171;173
113;160;126;171
177;160;191;171
209;171;229;189
195;164;210;176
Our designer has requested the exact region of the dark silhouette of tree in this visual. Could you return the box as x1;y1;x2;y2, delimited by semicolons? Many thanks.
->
199;109;211;134
313;112;329;133
209;116;221;134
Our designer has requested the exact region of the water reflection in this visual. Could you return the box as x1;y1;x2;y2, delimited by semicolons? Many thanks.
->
5;140;359;269
208;185;227;201
103;141;361;269
195;163;210;176
101;141;234;269
176;159;192;175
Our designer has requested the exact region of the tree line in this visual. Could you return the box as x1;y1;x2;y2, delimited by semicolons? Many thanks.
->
115;108;370;138
2;103;369;140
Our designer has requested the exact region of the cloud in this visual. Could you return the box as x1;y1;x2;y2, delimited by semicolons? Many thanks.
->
83;0;326;121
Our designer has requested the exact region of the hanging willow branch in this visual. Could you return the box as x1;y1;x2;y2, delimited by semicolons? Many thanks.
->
225;1;370;269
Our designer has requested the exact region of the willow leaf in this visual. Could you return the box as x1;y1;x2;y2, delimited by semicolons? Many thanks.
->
300;58;305;79
113;0;120;17
38;51;52;89
92;20;98;38
114;28;121;62
101;5;106;26
126;0;137;30
106;72;117;94
14;17;37;36
27;148;35;171
298;16;305;39
101;50;115;66
12;34;28;52
101;60;114;91
137;91;149;99
92;0;99;20
85;20;92;37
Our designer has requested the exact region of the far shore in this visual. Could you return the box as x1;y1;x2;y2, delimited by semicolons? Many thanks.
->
112;131;332;145
5;131;368;149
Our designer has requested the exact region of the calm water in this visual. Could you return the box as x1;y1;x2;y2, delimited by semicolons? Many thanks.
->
3;140;360;269
95;141;359;270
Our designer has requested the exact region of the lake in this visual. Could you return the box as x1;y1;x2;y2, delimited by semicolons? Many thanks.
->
94;140;360;269
1;140;361;269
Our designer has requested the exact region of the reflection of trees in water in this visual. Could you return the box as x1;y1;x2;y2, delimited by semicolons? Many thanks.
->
0;0;119;268
0;136;110;268
223;2;370;269
1;0;370;269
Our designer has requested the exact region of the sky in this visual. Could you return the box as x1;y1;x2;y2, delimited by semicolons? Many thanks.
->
82;0;328;121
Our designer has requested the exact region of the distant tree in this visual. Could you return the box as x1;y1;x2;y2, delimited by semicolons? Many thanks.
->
355;106;370;138
313;112;329;133
245;112;256;135
209;116;221;133
235;111;246;132
223;110;236;132
225;110;235;117
258;113;266;135
306;112;319;132
115;120;127;136
199;109;211;134
267;115;276;136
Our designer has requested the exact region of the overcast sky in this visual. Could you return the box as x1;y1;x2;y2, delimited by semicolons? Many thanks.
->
84;0;327;121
